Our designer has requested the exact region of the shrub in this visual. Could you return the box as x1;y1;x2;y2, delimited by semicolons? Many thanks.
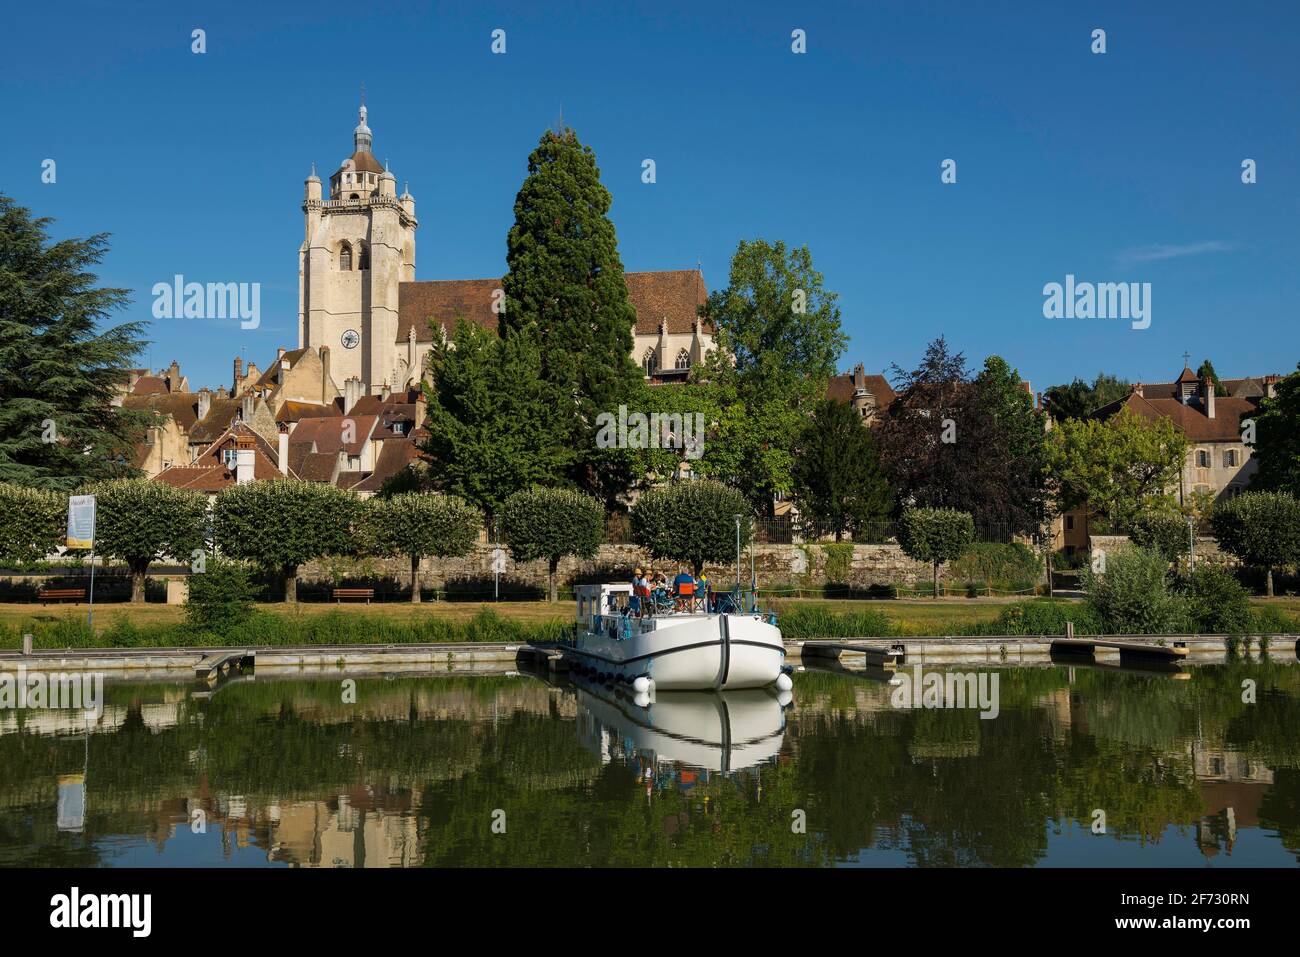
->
186;560;257;634
1182;564;1250;633
950;541;1042;594
989;600;1103;636
0;484;64;565
1084;546;1189;634
90;479;208;603
1129;512;1191;563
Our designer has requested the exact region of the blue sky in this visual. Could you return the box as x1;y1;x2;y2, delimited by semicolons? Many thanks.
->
3;0;1297;394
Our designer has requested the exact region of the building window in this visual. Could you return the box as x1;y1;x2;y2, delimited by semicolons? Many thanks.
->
1196;449;1210;468
1065;515;1075;531
221;447;237;468
675;348;691;370
339;242;353;271
1224;449;1238;467
642;348;656;376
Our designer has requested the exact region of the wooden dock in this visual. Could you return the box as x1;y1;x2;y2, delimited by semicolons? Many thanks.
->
797;640;906;667
1049;637;1187;662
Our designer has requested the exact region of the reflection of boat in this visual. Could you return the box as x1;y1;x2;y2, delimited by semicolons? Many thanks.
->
575;678;791;773
571;584;789;691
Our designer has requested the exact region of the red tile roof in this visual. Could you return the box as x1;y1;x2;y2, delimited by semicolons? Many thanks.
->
288;414;378;456
397;269;711;343
1094;393;1258;442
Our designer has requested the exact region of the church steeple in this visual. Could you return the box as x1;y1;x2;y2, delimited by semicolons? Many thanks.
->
354;85;372;154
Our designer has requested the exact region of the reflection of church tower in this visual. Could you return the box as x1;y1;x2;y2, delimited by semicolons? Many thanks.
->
299;98;418;394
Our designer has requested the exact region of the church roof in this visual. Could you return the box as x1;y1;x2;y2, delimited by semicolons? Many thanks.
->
396;270;711;343
342;151;384;175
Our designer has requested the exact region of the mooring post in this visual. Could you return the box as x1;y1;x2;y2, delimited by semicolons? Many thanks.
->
1066;621;1075;641
22;633;32;656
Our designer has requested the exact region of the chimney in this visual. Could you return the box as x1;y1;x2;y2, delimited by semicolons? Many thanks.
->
196;388;212;422
343;376;362;415
277;426;289;476
127;370;141;392
319;346;332;404
233;357;243;393
381;380;391;400
1264;374;1280;399
234;436;256;485
853;363;865;390
1201;374;1216;419
1131;383;1145;398
241;394;256;422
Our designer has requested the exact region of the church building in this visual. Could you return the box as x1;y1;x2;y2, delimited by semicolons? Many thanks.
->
298;100;716;396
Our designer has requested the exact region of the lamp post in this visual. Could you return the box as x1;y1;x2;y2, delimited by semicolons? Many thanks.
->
733;515;743;593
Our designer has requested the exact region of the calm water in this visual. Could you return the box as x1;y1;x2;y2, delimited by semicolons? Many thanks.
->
1;660;1298;867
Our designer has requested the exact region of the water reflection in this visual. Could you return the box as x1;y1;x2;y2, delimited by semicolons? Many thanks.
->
0;662;1296;867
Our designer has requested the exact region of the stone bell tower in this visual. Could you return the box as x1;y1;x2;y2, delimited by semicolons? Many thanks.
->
299;95;418;393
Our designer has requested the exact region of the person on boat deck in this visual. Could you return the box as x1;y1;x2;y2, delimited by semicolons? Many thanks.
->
673;568;696;611
629;568;646;616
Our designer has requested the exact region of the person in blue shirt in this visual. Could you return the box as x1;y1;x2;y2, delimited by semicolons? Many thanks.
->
673;568;696;612
629;568;644;617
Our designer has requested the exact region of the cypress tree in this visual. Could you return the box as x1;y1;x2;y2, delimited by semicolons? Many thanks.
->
0;194;151;489
501;128;642;505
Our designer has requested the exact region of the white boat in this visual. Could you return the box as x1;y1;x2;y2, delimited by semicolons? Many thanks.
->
570;584;790;692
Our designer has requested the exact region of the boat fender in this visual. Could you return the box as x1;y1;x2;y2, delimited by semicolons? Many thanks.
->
775;672;793;692
633;675;651;694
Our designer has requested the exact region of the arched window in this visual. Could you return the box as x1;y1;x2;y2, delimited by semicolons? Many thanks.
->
339;242;353;271
642;348;657;376
357;241;370;271
675;348;691;370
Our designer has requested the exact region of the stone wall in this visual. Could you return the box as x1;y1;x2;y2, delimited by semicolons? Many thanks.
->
1088;534;1232;567
300;542;937;598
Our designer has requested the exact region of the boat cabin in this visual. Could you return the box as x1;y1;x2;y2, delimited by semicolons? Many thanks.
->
575;583;633;628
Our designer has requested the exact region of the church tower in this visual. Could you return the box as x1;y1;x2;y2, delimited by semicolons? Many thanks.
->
299;98;418;394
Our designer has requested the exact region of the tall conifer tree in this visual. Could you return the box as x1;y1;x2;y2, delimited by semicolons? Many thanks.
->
0;194;151;489
501;128;642;505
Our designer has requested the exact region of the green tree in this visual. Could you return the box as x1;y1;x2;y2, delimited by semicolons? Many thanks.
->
92;479;208;603
1129;512;1192;564
698;238;847;514
1210;490;1300;598
500;486;604;602
500;127;643;506
631;480;753;577
365;492;482;603
421;319;569;522
1043;408;1187;533
0;195;153;490
213;480;362;603
1084;546;1188;635
897;508;975;599
791;398;892;541
1042;373;1132;421
1251;364;1300;496
0;482;63;564
1196;360;1229;397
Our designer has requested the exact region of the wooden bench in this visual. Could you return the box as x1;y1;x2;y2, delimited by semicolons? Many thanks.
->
38;587;86;605
332;587;374;604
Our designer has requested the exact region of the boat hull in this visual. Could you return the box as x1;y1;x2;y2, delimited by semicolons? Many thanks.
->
572;613;785;690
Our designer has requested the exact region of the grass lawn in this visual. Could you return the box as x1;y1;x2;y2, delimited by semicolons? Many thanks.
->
3;594;1296;642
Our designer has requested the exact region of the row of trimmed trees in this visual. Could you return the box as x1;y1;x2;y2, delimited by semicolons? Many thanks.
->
0;478;755;605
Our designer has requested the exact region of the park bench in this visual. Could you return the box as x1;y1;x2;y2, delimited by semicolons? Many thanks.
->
332;587;374;604
38;587;87;604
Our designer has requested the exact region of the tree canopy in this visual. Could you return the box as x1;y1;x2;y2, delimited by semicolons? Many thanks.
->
631;479;753;577
0;194;152;489
791;398;892;541
92;479;208;602
499;486;604;601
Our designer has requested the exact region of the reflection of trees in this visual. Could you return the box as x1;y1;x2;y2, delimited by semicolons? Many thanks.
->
0;664;1297;866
